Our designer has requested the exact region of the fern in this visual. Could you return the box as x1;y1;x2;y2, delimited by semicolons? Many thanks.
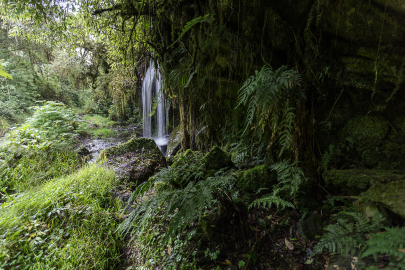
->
249;160;304;210
117;162;237;242
169;14;210;48
321;145;334;171
249;193;294;210
312;211;384;257
235;65;302;157
362;227;405;270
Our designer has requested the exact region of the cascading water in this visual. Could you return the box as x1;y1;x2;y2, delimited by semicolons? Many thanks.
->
142;60;168;154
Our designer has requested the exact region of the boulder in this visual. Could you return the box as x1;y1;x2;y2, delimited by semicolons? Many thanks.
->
237;164;277;193
76;146;90;157
202;146;233;171
358;177;405;219
99;137;166;183
355;201;392;227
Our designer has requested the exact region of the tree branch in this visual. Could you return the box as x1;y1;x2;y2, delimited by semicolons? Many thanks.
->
93;4;122;15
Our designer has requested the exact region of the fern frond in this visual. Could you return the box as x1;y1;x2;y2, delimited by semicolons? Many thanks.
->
321;145;334;171
249;193;294;210
362;227;405;268
312;211;384;258
117;164;237;242
169;14;210;48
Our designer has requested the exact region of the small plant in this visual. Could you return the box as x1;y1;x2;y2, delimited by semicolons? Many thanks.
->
312;211;384;257
249;160;304;210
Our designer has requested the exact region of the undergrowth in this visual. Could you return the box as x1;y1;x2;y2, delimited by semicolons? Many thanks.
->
0;164;123;269
0;148;81;192
313;210;405;270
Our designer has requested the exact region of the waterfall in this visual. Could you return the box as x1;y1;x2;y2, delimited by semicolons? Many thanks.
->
142;59;168;145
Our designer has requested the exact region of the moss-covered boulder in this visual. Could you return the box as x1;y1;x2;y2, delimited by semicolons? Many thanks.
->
202;146;233;171
237;164;277;193
359;177;405;219
343;115;389;149
323;169;405;195
99;137;166;183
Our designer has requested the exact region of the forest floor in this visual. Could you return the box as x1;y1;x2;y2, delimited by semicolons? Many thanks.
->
0;111;401;270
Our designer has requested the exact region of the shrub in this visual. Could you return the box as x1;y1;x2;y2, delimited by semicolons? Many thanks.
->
7;101;79;148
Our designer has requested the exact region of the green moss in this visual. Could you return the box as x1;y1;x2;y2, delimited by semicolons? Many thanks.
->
359;177;405;219
171;149;204;168
99;137;162;160
237;164;277;193
202;146;233;171
323;169;405;195
343;115;389;149
154;181;174;194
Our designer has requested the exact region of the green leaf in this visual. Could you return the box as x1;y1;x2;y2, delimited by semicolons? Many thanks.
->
0;64;13;79
169;14;210;48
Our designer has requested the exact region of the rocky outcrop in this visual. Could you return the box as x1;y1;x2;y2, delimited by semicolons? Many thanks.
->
99;137;166;183
323;169;405;195
359;178;405;219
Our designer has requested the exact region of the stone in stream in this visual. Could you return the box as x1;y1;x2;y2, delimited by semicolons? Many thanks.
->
99;137;166;183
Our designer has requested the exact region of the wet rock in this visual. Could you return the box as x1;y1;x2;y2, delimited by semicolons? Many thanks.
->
76;146;90;157
100;137;166;183
166;125;182;157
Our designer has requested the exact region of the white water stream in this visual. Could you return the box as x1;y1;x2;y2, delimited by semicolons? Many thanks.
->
142;60;168;153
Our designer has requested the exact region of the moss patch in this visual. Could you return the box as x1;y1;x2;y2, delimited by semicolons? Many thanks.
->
323;169;405;195
99;137;166;183
202;146;233;171
343;115;389;149
237;164;277;193
359;177;405;219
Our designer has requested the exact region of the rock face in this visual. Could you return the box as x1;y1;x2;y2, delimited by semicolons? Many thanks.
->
166;125;182;157
99;137;166;183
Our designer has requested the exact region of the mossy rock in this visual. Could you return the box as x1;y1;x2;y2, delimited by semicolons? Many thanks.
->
359;176;405;219
355;201;392;227
343;115;389;149
99;137;163;160
99;137;166;183
323;169;405;195
237;164;277;193
202;146;233;171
